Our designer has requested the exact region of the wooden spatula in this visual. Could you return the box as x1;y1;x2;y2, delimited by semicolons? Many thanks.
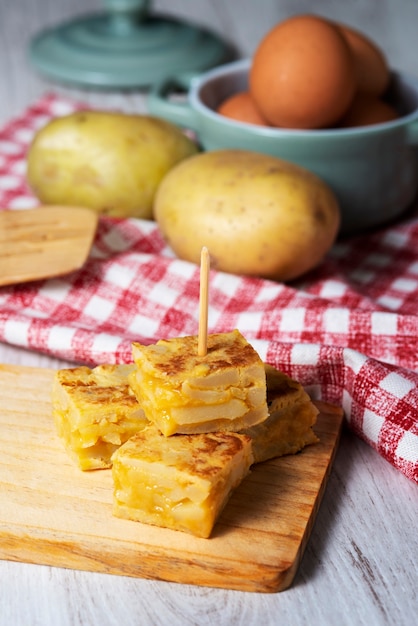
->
0;206;98;286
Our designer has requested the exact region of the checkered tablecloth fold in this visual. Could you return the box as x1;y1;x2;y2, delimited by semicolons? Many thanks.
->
0;94;417;484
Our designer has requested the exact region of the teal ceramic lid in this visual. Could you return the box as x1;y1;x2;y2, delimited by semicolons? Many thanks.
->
29;1;230;88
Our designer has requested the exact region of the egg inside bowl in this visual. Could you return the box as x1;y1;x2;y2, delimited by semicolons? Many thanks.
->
186;58;418;235
148;53;418;235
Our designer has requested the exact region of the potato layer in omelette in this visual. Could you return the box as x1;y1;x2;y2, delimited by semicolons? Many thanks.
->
52;330;319;537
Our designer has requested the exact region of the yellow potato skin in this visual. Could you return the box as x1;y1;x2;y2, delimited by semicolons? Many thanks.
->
27;111;198;219
154;150;341;282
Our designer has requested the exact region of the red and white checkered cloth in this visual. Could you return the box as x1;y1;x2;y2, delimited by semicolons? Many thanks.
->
1;94;417;483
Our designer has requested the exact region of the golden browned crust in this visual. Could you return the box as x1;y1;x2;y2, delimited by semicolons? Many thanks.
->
55;365;139;410
130;330;268;436
120;425;253;478
264;364;305;407
52;364;146;470
132;329;262;380
243;364;319;464
111;425;254;537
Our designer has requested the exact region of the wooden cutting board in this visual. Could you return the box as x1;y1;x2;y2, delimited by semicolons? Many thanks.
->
0;363;343;593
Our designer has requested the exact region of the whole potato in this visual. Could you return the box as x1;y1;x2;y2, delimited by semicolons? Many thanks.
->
27;111;198;219
154;150;340;281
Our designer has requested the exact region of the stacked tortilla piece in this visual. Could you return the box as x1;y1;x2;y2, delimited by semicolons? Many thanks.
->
52;330;319;538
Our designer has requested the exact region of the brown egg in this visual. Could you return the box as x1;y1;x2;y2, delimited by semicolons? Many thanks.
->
216;91;269;126
249;15;356;129
339;92;398;127
337;24;390;96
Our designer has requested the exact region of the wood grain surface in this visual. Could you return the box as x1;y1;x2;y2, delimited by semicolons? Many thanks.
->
0;207;98;286
2;1;418;622
0;364;343;593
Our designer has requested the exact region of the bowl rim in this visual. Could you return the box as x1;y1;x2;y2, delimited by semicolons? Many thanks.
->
189;58;418;137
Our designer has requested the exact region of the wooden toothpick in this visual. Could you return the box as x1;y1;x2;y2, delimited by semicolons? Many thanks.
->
198;246;210;357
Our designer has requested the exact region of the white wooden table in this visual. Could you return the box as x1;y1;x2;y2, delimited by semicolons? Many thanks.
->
1;2;417;625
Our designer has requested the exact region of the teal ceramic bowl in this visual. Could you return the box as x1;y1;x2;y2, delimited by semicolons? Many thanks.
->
148;59;418;235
